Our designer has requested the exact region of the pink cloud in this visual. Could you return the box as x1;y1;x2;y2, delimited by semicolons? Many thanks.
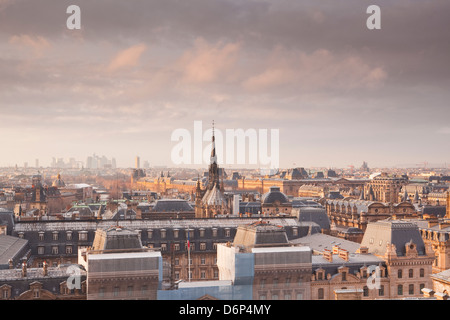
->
242;47;387;92
177;38;241;84
107;43;147;72
9;34;51;57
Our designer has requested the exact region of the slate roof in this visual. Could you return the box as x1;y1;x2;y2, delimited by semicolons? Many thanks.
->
0;235;29;269
91;227;143;251
360;219;427;256
232;221;289;251
261;186;289;204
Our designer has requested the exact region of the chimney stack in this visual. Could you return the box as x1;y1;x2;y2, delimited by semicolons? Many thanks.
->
323;249;333;262
21;261;27;277
338;249;349;261
43;261;48;276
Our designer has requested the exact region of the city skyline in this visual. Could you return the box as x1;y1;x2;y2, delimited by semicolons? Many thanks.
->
0;0;449;168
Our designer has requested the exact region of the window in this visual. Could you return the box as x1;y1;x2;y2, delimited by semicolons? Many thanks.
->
292;227;298;237
342;272;347;281
259;294;267;300
173;229;179;238
199;229;205;238
318;288;324;300
175;258;180;266
420;283;425;291
296;292;304;300
2;289;10;299
378;285;384;296
284;292;291;300
200;243;206;251
398;269;402;279
33;289;40;299
66;246;72;254
409;269;413;278
260;279;266;289
66;232;72;241
285;278;291;286
409;284;414;295
200;258;206;265
397;285;403;296
273;279;278;288
214;269;219;278
161;243;167;251
363;286;369;297
420;268;425;277
201;271;206;279
79;231;88;241
212;228;218;237
175;272;180;280
174;243;180;251
52;246;59;255
113;286;120;297
225;228;231;237
272;293;279;300
147;230;153;239
52;232;59;241
99;287;105;297
38;246;45;255
161;229;166;239
38;232;45;241
141;285;147;296
127;286;133;297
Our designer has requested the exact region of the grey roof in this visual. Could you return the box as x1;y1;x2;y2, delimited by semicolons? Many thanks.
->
293;207;331;230
91;227;143;251
360;219;427;257
152;199;194;212
291;233;361;253
261;186;289;204
0;209;14;234
0;235;29;268
233;221;289;251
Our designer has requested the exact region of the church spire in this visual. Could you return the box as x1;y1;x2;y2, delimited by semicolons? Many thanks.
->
210;120;217;164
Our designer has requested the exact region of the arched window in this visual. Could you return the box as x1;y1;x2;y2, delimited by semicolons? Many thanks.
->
397;269;402;279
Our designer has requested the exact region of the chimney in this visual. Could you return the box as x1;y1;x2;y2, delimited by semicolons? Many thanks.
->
21;261;27;277
435;292;449;301
338;249;349;261
357;246;369;254
323;249;333;262
43;261;48;276
421;288;434;298
332;245;340;255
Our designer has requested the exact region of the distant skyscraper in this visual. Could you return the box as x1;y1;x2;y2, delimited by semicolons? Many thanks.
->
35;159;39;168
135;156;140;169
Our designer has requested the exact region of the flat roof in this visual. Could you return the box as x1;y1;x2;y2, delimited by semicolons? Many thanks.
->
252;246;311;253
178;280;232;288
88;251;161;260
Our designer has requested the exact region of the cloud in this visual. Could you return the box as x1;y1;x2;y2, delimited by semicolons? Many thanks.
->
242;47;387;93
177;38;241;84
107;43;147;72
9;34;51;57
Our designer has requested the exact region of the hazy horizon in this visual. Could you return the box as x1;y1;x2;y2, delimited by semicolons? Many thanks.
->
1;1;449;169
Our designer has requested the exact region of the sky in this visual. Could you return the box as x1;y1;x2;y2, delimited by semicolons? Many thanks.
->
0;0;449;169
